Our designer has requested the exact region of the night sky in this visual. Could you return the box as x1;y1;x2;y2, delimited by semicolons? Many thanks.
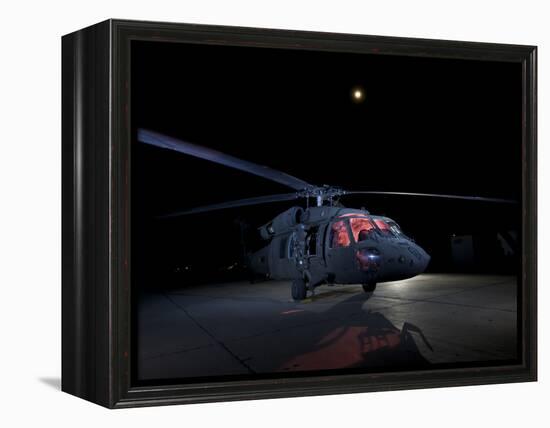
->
131;39;522;287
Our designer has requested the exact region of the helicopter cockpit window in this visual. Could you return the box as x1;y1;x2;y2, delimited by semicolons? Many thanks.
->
373;219;394;236
330;220;351;248
349;217;376;242
386;220;409;239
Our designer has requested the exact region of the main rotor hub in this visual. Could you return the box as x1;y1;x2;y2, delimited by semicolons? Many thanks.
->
298;186;347;206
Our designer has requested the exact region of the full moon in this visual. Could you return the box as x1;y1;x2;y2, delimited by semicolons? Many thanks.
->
351;87;365;103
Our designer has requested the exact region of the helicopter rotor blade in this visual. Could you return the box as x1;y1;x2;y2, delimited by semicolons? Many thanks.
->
344;191;518;204
159;193;300;218
138;129;312;191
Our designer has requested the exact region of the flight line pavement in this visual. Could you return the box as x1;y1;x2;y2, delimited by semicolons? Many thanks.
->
137;273;518;380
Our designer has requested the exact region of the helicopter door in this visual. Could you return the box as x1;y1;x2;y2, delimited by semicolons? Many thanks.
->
305;225;325;282
326;219;355;283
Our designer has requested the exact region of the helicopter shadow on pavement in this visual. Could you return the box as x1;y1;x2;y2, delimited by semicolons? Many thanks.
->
231;287;434;374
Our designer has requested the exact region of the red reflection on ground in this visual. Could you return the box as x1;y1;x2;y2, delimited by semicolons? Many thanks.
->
278;326;401;371
281;309;305;315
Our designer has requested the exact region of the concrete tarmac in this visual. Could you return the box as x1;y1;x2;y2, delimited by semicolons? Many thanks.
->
137;273;518;380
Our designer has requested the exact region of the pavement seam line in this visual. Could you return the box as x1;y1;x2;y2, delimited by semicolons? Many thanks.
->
162;292;257;374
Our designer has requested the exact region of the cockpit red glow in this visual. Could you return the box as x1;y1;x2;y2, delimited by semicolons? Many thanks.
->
374;219;391;233
332;215;403;248
331;220;350;247
349;217;376;242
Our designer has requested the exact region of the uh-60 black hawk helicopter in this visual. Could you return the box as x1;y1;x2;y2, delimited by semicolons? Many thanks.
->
138;129;516;301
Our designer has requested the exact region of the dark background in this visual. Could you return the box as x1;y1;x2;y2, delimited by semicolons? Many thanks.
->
131;40;522;288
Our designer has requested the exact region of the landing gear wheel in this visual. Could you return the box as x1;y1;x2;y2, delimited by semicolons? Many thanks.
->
362;282;377;293
291;278;307;301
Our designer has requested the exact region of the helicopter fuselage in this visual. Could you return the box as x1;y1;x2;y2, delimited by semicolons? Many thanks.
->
249;206;430;289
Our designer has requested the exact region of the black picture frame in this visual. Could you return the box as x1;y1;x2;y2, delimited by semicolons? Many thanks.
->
61;19;537;408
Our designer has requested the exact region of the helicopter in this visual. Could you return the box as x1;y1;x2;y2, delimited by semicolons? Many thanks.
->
137;129;517;301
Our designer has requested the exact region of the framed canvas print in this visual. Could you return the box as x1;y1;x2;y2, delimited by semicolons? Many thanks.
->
62;19;537;408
